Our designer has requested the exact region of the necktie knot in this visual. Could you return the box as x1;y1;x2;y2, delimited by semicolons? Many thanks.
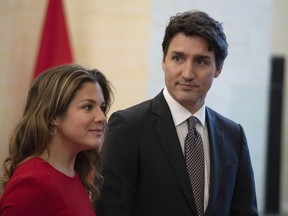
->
187;116;198;132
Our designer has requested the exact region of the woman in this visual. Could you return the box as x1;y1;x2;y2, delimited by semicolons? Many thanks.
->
0;64;113;215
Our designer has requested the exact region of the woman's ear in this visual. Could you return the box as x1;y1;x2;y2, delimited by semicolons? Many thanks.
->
50;118;58;126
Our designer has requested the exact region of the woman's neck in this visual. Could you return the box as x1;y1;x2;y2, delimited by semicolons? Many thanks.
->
39;146;76;177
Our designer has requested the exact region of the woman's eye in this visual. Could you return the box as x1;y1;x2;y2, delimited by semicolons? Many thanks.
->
83;105;93;110
100;104;106;112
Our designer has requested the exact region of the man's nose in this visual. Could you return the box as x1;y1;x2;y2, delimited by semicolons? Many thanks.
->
182;61;195;80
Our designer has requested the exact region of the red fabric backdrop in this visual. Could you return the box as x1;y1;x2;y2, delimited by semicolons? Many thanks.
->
33;0;73;79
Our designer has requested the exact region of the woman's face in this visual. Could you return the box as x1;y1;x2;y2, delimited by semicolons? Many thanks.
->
54;81;107;154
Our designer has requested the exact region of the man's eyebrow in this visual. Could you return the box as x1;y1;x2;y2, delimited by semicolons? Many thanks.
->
195;55;211;59
171;51;184;55
170;51;211;59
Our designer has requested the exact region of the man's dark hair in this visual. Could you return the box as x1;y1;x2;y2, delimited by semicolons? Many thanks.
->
162;10;228;68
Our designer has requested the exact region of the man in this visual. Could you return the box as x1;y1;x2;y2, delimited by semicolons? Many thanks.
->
95;10;258;216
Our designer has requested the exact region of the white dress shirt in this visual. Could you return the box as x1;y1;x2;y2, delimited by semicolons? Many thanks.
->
163;88;210;211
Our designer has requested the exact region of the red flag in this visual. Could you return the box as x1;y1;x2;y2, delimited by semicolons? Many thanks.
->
33;0;73;79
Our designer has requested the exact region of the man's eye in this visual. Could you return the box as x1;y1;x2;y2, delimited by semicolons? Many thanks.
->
197;58;209;65
172;56;183;63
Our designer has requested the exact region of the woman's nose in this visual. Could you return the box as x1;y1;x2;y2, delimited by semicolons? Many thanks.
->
94;108;106;123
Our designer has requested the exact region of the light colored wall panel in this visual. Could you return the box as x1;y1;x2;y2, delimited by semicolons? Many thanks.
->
0;0;46;170
65;0;150;113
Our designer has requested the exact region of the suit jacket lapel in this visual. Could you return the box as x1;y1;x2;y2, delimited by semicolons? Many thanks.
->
205;108;224;215
151;92;198;215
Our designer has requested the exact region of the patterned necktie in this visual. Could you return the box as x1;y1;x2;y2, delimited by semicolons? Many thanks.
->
184;116;205;216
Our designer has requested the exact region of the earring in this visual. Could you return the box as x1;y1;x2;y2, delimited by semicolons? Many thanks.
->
49;121;57;136
49;126;57;136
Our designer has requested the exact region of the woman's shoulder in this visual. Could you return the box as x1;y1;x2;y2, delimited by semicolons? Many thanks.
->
0;158;58;215
5;157;53;190
14;157;50;177
3;157;58;195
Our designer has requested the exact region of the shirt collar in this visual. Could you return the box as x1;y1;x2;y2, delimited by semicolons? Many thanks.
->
163;87;206;127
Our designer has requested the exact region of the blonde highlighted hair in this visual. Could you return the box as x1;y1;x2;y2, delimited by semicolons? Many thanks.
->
0;64;113;200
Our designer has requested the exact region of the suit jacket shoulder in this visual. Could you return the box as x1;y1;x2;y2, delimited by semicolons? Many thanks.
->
111;91;171;125
206;106;241;129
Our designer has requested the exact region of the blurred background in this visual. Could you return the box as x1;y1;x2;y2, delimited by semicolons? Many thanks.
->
0;0;287;215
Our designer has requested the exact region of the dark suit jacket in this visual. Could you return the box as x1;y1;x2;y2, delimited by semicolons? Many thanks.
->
95;91;258;216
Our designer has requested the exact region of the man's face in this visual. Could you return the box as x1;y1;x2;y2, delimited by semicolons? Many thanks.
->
162;33;222;113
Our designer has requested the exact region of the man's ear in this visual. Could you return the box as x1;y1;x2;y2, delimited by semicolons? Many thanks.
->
214;65;223;78
162;54;166;71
